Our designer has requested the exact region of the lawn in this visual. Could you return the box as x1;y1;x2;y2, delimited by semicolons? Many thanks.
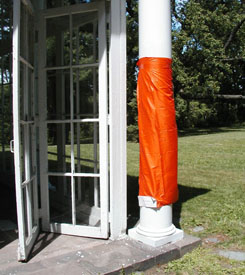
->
127;126;245;274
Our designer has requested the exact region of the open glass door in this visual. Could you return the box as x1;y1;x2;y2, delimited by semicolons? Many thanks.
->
38;2;109;238
13;0;39;261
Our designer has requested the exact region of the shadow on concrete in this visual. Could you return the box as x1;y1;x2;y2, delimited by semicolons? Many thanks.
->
0;230;18;250
126;174;210;230
0;177;18;250
29;232;60;261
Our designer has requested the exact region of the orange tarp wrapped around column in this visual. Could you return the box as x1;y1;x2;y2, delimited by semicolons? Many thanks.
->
137;57;178;208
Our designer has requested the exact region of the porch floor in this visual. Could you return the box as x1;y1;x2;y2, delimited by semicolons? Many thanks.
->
0;223;201;275
0;180;201;274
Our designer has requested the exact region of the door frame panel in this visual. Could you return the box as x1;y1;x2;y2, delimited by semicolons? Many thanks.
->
13;0;39;261
38;1;109;239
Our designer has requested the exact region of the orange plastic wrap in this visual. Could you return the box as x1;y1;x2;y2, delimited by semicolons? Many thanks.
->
137;57;178;208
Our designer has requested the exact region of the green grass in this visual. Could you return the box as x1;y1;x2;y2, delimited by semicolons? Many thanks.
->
177;127;245;248
127;126;245;274
161;247;245;275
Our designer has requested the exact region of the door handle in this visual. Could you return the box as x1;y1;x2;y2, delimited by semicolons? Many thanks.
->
10;140;14;153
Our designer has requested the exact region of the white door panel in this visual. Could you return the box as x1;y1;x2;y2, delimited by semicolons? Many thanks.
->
13;0;39;261
39;1;109;239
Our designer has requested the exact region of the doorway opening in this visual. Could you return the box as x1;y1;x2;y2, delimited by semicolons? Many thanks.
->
12;0;126;261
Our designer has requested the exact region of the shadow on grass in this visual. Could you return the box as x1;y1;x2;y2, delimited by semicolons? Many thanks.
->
127;174;210;230
178;125;245;137
173;184;210;229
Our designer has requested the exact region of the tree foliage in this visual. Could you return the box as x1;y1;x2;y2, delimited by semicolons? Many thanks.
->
126;0;245;135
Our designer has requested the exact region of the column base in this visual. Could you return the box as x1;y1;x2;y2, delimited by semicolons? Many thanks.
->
128;227;184;247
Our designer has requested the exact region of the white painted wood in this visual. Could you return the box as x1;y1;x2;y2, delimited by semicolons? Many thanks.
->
93;20;99;208
20;225;39;260
13;0;39;261
38;13;50;231
75;28;82;201
21;175;36;188
23;7;33;238
45;63;99;71
47;172;100;178
98;0;109;238
49;223;102;237
39;1;109;239
69;13;76;226
109;0;127;240
138;0;171;58
19;56;34;70
46;118;99;123
13;0;27;261
20;120;34;125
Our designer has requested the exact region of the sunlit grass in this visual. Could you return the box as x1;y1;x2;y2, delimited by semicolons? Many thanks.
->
127;126;245;274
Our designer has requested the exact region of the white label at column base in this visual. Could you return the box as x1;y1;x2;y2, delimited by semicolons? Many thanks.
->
138;196;158;207
128;227;184;248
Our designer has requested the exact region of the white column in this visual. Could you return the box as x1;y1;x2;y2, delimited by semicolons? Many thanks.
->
139;0;171;59
128;0;183;247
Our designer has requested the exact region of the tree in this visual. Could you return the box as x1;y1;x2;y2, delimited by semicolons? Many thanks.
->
126;0;245;135
126;0;139;141
172;0;245;127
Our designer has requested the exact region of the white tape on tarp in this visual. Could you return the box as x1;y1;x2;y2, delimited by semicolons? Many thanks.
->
138;196;158;208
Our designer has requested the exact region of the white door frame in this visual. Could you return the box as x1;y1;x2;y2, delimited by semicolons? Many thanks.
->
13;0;39;261
109;0;127;240
38;1;109;238
13;2;127;259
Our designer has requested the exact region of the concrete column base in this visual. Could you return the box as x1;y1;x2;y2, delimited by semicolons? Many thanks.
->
128;227;184;247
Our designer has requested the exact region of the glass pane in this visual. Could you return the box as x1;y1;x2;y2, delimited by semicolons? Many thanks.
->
73;68;98;119
20;125;25;181
75;177;101;227
46;16;70;67
27;125;33;176
47;70;70;120
74;123;99;173
27;11;34;65
48;123;71;173
47;1;92;9
23;187;28;238
72;13;98;65
28;67;34;120
31;180;38;227
19;63;25;121
20;3;27;60
20;64;34;121
49;176;72;224
20;3;34;64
